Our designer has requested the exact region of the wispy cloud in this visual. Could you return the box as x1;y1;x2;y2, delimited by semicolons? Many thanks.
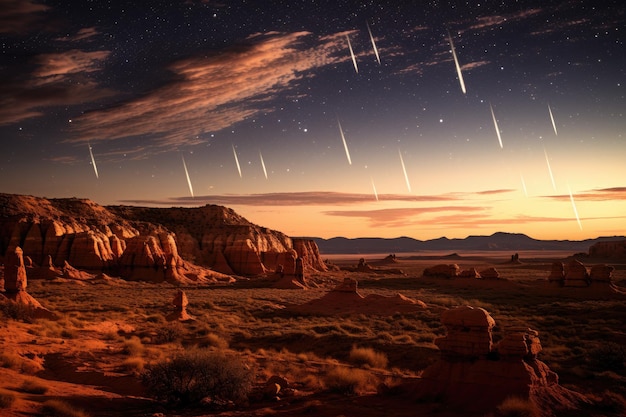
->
67;31;350;151
0;49;114;126
544;187;626;202
55;27;99;42
323;206;486;228
467;9;542;31
0;0;50;34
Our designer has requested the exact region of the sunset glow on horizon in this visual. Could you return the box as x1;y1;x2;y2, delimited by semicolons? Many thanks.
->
1;1;624;241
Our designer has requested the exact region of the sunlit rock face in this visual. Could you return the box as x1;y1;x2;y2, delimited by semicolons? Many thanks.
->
0;193;326;281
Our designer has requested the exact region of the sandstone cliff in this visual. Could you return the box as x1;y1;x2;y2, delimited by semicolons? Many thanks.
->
0;193;325;282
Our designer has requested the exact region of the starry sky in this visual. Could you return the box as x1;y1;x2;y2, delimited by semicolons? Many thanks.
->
1;0;625;241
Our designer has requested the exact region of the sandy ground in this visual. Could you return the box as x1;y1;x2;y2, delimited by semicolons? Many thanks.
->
1;251;625;416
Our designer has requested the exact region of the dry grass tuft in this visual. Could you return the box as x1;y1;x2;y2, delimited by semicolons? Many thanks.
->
0;388;17;408
323;366;376;395
348;345;388;369
122;336;144;356
495;396;539;417
20;376;50;394
42;399;90;417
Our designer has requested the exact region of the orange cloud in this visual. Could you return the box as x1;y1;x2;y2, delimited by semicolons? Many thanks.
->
0;0;50;34
55;27;99;42
33;50;110;80
323;206;487;228
68;31;350;150
544;187;626;202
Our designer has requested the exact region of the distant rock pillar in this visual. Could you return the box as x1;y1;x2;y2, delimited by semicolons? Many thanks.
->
166;289;193;322
5;247;28;292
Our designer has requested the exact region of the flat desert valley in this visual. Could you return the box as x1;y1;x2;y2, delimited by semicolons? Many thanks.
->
2;248;626;417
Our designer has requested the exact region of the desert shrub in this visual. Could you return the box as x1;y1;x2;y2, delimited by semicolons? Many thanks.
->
348;346;388;369
41;400;89;417
324;366;374;395
589;342;626;371
141;349;253;407
121;357;145;375
496;396;538;417
122;336;145;356
153;323;184;344
20;377;49;394
198;333;229;349
0;389;16;408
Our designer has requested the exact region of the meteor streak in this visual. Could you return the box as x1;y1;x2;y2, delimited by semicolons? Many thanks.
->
447;30;466;94
232;144;242;178
346;34;359;74
520;174;528;197
181;155;194;197
88;144;99;179
399;149;411;193
489;103;503;148
544;147;556;191
548;104;558;136
366;21;381;65
337;119;352;165
371;177;379;201
568;185;583;230
259;151;268;179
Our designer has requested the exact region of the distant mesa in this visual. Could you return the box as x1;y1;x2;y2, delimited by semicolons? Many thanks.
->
340;257;405;275
406;305;591;415
588;239;626;259
287;277;426;315
0;193;327;285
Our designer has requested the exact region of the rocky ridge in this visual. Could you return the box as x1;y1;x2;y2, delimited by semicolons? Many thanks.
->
0;193;325;283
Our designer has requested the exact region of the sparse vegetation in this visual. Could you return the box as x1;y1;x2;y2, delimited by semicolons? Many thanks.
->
495;396;539;417
20;377;49;394
141;348;254;407
323;366;376;395
348;345;389;369
41;399;90;417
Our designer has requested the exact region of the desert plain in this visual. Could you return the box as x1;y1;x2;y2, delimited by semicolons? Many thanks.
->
1;248;626;417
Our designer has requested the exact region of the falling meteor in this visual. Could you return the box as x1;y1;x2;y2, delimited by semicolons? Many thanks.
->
346;34;359;74
232;144;242;178
544;147;556;191
181;155;194;197
520;174;528;197
371;177;379;201
489;103;503;148
568;185;583;230
259;151;268;180
366;21;381;65
447;30;466;94
399;149;411;193
548;104;558;136
337;119;352;165
88;144;99;179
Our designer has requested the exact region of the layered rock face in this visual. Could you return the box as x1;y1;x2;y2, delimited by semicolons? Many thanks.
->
588;240;626;258
0;193;326;281
411;306;589;416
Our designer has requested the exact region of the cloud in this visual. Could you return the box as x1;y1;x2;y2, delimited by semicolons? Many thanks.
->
544;187;626;202
55;27;99;42
323;206;486;228
0;0;50;34
119;191;461;207
467;9;542;31
0;49;114;126
68;31;351;150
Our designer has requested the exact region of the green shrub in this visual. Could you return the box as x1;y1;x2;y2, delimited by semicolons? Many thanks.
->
141;349;253;407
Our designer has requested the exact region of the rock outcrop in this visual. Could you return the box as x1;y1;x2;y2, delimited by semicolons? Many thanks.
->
166;290;193;322
564;259;590;287
409;305;590;416
588;240;626;258
0;193;326;282
288;278;426;315
2;247;56;319
423;263;460;278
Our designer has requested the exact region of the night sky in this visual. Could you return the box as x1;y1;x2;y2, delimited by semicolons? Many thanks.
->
1;0;625;241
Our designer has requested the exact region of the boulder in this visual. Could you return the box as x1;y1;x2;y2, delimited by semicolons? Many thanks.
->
459;268;481;278
166;289;193;322
589;264;613;283
548;261;565;285
435;306;495;359
479;267;500;279
564;259;590;287
423;263;460;278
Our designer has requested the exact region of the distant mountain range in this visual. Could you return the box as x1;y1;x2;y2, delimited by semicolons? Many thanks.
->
305;232;626;254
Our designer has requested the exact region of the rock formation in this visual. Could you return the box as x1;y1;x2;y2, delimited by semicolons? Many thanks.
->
459;267;481;278
2;247;56;319
548;261;565;286
409;305;590;416
588;240;626;258
0;193;326;282
288;278;426;315
166;290;193;322
479;267;500;279
564;259;590;287
422;263;460;278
